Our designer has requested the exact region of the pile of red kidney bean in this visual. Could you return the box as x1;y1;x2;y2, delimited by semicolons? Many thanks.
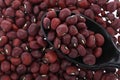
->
0;0;120;80
43;9;105;65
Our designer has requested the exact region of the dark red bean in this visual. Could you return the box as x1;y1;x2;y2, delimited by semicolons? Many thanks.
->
33;6;39;15
56;24;68;37
1;60;10;72
69;25;78;36
6;31;17;40
97;0;107;6
54;37;61;49
58;0;66;9
0;54;5;61
71;36;78;47
77;33;86;45
29;41;40;49
16;64;26;74
84;9;95;19
10;73;18;80
0;75;11;80
4;44;12;56
86;70;94;80
30;62;39;73
47;31;55;41
79;70;86;78
31;50;42;59
17;29;28;40
0;30;5;37
15;10;25;18
66;66;79;75
0;0;5;8
49;62;60;73
12;0;21;9
23;74;33;80
12;47;23;57
51;18;61;30
94;47;102;58
24;1;32;13
16;18;26;27
90;4;101;14
11;64;16;72
40;64;49;74
61;45;70;54
13;38;22;47
46;10;57;19
39;2;48;10
93;70;103;80
65;0;77;6
77;0;90;8
107;13;115;21
95;33;104;47
0;36;8;47
66;15;78;25
28;23;39;36
61;60;71;70
68;48;78;58
0;20;12;32
77;22;87;30
49;74;58;80
111;19;120;30
10;57;21;66
5;7;15;17
77;44;86;56
83;54;96;65
86;35;96;48
107;2;117;12
21;52;32;65
59;8;71;21
44;50;57;63
37;36;47;47
35;75;48;80
43;17;51;29
62;34;71;45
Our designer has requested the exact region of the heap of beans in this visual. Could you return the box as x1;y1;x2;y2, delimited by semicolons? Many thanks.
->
0;0;119;80
43;8;105;65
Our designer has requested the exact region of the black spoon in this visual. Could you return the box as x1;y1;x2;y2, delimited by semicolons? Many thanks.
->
40;11;120;70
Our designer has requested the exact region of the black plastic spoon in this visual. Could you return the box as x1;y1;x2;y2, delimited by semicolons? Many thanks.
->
40;11;120;70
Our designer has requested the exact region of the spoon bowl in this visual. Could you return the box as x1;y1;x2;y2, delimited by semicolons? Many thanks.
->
41;11;120;70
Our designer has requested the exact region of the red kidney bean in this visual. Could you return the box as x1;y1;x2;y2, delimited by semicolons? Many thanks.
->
4;44;11;55
90;4;101;14
83;54;96;65
56;24;68;37
12;47;23;57
66;15;78;25
1;60;10;72
95;33;105;47
86;35;96;48
77;0;90;8
59;8;71;21
17;29;28;40
62;34;71;45
77;44;86;56
51;18;61;30
28;23;39;36
0;54;5;62
10;57;21;66
0;75;11;80
40;64;49;74
94;47;102;58
69;25;78;36
49;62;60;73
0;36;8;47
0;20;12;32
61;44;70;54
68;48;78;58
5;7;15;17
66;66;79;75
30;62;39;73
44;50;57;63
54;37;61;49
21;52;32;65
10;73;18;80
16;18;26;27
29;41;40;50
12;0;21;9
6;31;17;40
107;2;117;13
93;70;103;80
16;64;26;74
84;9;95;19
46;10;57;19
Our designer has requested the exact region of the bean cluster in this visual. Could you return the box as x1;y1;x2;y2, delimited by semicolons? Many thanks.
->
0;0;119;80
